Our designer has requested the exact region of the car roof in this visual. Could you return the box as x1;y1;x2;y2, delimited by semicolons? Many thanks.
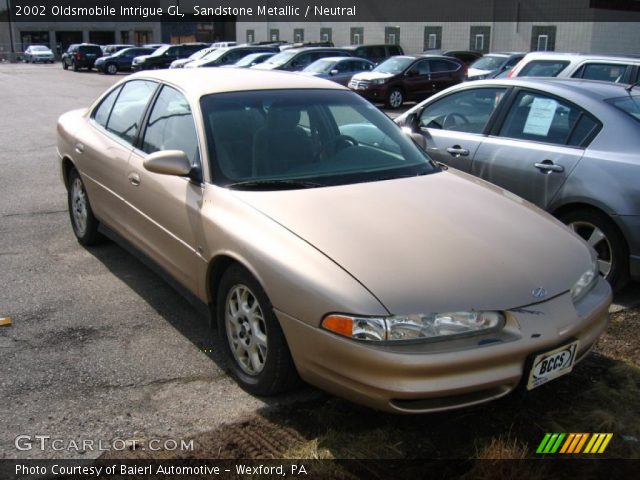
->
317;56;368;62
464;77;634;101
522;51;640;62
283;47;348;53
126;67;346;99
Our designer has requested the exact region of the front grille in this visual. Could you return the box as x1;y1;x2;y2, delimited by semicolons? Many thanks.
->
349;80;370;89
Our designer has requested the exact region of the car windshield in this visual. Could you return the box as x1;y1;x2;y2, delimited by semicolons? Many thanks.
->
235;53;270;66
200;48;230;62
31;46;49;52
190;48;214;60
303;59;336;73
374;57;414;74
606;94;640;122
470;55;507;70
201;89;438;189
261;50;298;66
151;45;171;56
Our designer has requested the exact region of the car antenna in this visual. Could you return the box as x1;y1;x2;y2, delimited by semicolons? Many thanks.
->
625;80;639;93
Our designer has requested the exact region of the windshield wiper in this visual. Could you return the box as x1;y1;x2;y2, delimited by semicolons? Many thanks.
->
226;179;324;190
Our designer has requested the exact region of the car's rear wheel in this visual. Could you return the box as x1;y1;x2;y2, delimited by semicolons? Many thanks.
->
216;264;299;396
559;209;629;291
386;88;404;109
106;63;118;75
67;169;101;245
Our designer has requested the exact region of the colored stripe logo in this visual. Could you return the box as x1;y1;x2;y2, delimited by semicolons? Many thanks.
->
536;433;613;454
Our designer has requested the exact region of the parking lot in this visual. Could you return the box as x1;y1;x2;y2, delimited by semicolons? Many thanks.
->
0;63;639;463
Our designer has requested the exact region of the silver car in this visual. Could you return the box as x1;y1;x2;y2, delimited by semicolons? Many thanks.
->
23;45;54;63
396;78;640;291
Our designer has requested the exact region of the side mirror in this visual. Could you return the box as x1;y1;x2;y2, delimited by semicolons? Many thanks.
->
402;127;427;151
406;69;417;77
144;150;192;177
405;112;421;132
329;69;339;76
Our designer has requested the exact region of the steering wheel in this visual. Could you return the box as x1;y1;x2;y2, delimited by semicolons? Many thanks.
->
315;135;359;161
442;112;471;130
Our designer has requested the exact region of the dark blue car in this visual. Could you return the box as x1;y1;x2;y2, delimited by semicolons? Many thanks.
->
95;47;157;75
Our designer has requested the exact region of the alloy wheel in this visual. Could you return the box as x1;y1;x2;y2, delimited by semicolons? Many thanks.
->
225;284;268;376
70;177;88;236
568;221;612;276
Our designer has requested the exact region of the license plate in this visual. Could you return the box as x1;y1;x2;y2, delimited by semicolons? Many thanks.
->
526;340;579;390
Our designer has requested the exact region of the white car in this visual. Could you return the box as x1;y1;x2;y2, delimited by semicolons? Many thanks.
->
23;45;54;63
509;52;640;84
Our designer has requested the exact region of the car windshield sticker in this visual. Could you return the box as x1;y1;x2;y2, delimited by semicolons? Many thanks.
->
523;97;558;136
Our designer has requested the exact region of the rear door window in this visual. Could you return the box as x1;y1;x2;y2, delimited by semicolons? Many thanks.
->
519;60;570;77
499;90;598;146
431;59;460;73
106;80;157;144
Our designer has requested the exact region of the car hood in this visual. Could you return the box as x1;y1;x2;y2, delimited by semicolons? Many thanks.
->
133;55;151;63
171;58;192;67
231;171;593;314
351;71;396;81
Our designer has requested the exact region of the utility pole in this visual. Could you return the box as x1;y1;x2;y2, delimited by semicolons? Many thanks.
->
5;0;16;62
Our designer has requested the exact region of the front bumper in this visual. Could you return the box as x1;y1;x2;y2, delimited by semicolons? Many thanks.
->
349;84;390;102
276;277;611;413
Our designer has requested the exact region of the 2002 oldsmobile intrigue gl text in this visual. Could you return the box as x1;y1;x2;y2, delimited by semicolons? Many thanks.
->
56;69;611;413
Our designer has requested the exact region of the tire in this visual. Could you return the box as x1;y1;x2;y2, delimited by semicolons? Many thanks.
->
72;60;78;72
216;264;300;396
106;63;118;75
386;87;404;109
559;208;629;292
67;169;101;246
62;60;68;70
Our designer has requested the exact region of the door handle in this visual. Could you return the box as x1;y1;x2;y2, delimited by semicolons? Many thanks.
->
128;172;141;186
74;143;84;154
534;161;564;173
446;145;470;157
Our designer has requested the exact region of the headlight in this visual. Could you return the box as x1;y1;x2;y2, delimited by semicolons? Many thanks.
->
371;78;387;85
570;259;599;303
322;311;504;343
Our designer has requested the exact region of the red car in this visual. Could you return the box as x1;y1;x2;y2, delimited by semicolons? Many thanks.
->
348;55;465;108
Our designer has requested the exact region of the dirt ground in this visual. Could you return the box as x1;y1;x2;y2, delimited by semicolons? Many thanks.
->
100;306;640;477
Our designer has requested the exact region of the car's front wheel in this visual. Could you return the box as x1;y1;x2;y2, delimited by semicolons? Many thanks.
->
216;265;299;396
62;60;68;70
386;87;405;109
72;60;78;72
559;208;629;291
67;169;101;245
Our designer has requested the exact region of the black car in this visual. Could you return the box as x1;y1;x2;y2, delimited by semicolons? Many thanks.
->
131;43;209;71
187;46;279;68
251;47;352;71
342;44;404;65
94;47;157;74
62;44;103;71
